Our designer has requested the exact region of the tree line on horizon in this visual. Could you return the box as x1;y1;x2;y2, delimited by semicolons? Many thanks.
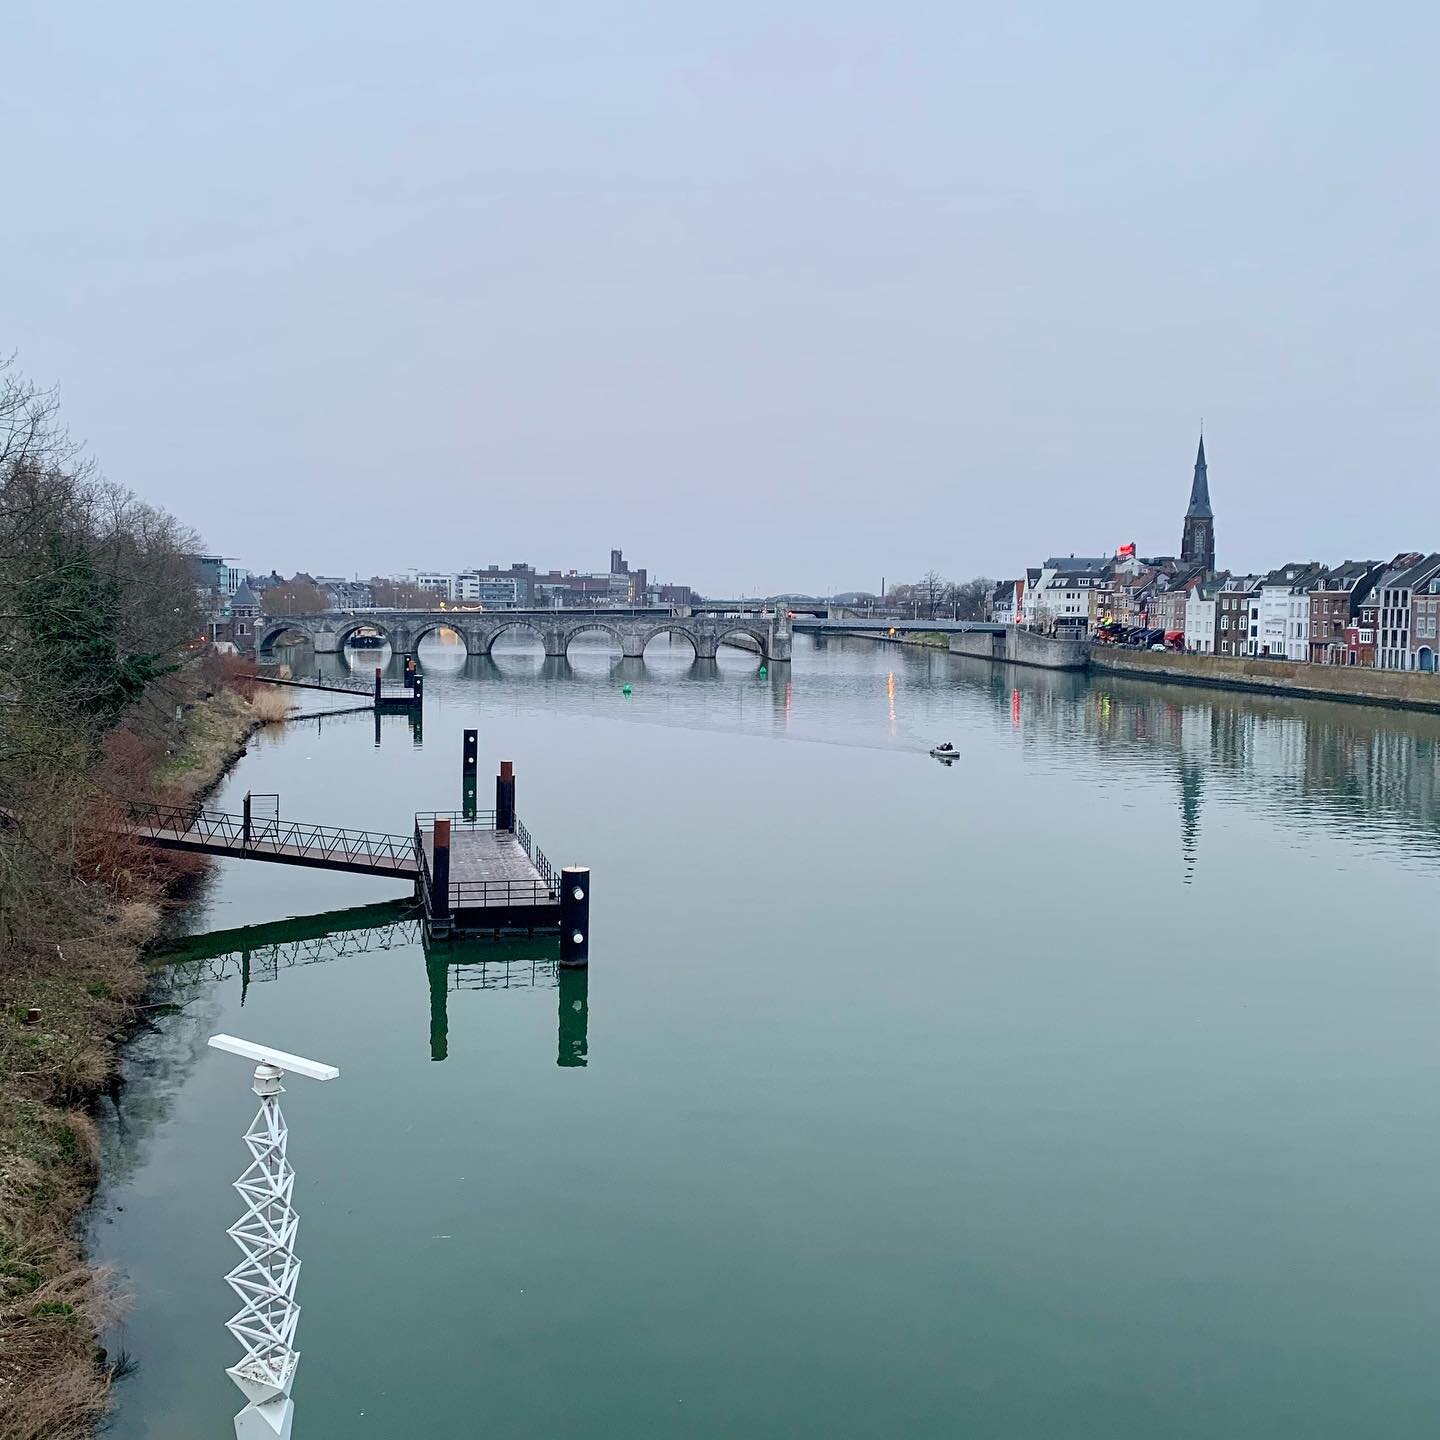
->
885;571;993;620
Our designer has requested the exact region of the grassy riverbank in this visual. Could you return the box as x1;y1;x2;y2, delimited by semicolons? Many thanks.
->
0;676;290;1440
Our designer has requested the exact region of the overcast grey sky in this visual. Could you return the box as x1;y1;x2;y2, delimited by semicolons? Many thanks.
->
5;2;1436;594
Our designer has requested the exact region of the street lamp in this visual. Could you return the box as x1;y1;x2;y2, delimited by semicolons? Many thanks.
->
208;1035;339;1440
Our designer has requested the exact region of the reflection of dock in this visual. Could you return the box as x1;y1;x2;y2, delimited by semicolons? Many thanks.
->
150;904;589;1067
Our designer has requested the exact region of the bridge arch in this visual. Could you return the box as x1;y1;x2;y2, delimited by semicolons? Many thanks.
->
561;621;625;657
638;625;700;658
332;618;395;651
714;623;768;658
409;621;469;655
483;619;548;654
258;619;321;652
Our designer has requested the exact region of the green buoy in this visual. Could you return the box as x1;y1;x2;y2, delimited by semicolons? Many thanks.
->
622;683;632;696
758;665;767;678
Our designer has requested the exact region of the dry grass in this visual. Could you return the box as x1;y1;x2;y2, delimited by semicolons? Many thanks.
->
248;685;295;724
0;669;278;1438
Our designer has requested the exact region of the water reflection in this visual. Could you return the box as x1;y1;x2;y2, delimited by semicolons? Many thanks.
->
149;906;585;1066
951;652;1440;877
557;968;589;1068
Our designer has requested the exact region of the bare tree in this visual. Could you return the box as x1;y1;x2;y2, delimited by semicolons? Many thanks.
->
263;578;330;614
951;576;993;621
919;570;945;619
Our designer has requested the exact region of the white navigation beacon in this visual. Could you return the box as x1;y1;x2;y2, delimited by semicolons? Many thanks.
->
208;1035;339;1440
208;1033;340;1081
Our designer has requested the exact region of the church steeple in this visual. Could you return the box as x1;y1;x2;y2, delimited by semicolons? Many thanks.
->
1180;432;1215;572
1186;435;1211;519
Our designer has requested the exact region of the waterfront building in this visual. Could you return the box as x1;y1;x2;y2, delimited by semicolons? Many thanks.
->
1411;572;1440;673
1043;570;1102;636
1258;562;1326;659
189;554;248;598
1343;595;1381;668
1180;435;1216;574
1184;576;1228;654
1306;561;1385;665
1111;565;1163;631
1377;553;1439;670
454;572;522;607
227;580;260;649
317;577;374;609
1216;575;1262;657
406;570;456;601
1149;564;1209;636
990;579;1023;625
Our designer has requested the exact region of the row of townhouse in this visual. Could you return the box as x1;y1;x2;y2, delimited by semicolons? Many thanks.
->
1011;554;1212;640
994;549;1440;673
1182;553;1440;670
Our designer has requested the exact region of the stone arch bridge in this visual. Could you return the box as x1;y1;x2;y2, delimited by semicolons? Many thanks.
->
257;609;792;662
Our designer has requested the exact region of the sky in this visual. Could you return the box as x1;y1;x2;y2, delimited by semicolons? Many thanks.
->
3;2;1437;595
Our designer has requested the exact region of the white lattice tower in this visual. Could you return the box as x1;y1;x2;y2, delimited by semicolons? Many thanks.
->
209;1036;339;1440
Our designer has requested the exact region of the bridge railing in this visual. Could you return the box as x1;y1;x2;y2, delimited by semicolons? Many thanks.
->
124;801;417;870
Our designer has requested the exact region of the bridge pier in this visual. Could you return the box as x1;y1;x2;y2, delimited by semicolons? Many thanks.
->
620;632;646;660
543;628;567;659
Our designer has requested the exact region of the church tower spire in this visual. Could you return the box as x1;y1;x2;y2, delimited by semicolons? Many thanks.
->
1181;432;1215;572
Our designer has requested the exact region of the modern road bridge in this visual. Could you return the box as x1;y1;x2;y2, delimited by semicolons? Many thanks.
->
257;606;792;661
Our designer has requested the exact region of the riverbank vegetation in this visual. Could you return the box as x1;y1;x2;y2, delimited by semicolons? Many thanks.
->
0;359;277;1437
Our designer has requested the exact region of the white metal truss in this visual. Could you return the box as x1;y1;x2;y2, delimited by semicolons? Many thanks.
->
209;1036;339;1440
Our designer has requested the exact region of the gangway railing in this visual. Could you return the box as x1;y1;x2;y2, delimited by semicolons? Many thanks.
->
122;801;419;874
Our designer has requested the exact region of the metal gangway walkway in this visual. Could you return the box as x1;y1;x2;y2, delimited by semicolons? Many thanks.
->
120;801;420;879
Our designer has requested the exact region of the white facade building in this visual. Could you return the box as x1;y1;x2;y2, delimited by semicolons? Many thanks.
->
1043;573;1099;634
1184;586;1218;653
405;570;455;601
1258;563;1324;659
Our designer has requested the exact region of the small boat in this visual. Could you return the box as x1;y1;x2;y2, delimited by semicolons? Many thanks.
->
929;745;959;761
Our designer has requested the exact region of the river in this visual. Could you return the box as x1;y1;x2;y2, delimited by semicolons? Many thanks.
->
90;632;1440;1438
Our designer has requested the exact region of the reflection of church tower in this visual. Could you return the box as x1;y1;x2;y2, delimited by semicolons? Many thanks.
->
1181;434;1215;574
1178;755;1204;884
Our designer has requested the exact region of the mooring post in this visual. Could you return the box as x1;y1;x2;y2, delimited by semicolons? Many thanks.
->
242;791;252;848
560;865;590;967
373;667;382;705
430;818;452;922
462;729;478;779
404;656;416;691
496;761;515;831
412;672;424;707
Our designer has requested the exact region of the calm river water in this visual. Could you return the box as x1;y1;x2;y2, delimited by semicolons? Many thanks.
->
91;633;1440;1438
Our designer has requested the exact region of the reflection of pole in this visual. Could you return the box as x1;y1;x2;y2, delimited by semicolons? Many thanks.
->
557;966;589;1067
426;953;449;1062
207;1036;339;1440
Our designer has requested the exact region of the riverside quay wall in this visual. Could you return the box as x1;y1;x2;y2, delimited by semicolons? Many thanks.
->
1090;647;1440;714
947;628;1090;670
